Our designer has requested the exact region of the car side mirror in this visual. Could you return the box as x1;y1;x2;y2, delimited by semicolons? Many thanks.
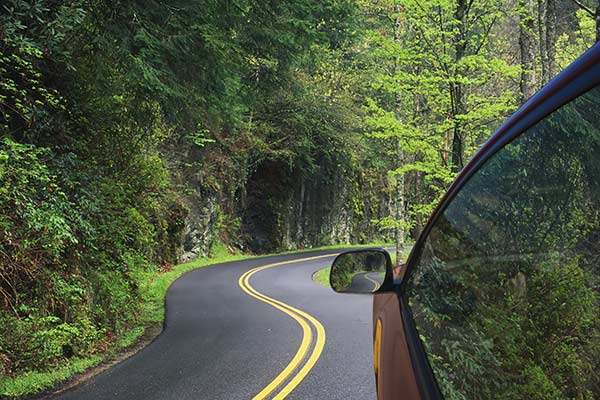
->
329;249;393;293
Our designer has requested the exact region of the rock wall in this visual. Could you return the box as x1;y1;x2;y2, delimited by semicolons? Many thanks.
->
240;160;365;253
166;143;390;261
180;191;219;262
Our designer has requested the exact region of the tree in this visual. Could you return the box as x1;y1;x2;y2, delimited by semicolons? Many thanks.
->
520;0;538;101
361;0;518;249
568;0;600;41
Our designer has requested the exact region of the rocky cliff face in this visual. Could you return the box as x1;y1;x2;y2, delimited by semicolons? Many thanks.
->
166;142;389;261
241;160;354;252
162;140;220;262
180;192;219;262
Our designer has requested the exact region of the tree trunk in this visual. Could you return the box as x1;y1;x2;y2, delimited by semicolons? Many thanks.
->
451;0;467;172
545;0;557;78
538;0;548;83
451;124;464;172
519;0;537;102
568;0;600;42
394;4;405;260
394;137;405;259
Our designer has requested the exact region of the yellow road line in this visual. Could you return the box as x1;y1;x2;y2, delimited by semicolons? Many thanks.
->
272;304;326;400
238;254;337;399
364;273;381;292
239;269;312;399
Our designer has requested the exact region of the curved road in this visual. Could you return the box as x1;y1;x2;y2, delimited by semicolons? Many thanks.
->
348;272;383;293
53;250;377;400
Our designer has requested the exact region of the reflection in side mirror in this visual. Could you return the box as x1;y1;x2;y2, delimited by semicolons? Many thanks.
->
329;249;391;293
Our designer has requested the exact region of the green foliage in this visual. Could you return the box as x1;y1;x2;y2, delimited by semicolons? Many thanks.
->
0;0;367;394
0;0;595;397
0;356;102;399
0;314;99;372
0;0;185;381
0;0;86;59
520;364;563;400
0;38;64;136
556;10;596;69
358;0;520;238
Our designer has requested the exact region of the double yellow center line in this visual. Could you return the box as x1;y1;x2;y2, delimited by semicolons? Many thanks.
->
238;254;337;399
364;273;381;292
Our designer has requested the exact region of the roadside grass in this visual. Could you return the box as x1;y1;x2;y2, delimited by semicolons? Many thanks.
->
0;241;391;399
313;266;332;286
0;357;103;399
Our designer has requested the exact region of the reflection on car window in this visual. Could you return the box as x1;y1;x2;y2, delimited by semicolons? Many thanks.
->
406;86;600;399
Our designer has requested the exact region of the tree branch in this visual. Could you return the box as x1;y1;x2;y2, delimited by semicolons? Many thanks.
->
569;0;595;16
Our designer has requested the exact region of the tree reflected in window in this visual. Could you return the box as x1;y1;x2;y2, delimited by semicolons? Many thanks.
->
407;86;600;399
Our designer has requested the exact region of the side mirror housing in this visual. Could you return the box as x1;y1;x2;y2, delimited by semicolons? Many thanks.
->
329;249;394;293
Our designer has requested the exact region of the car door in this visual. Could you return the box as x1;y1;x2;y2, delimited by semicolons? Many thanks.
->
331;42;600;399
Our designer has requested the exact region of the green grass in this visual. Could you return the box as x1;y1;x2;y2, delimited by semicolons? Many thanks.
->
0;241;248;399
313;266;332;287
0;356;103;399
0;241;391;399
315;268;382;290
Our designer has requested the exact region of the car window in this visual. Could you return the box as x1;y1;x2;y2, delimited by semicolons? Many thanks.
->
406;86;600;399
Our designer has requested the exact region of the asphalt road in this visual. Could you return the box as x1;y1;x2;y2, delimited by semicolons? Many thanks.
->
54;250;377;400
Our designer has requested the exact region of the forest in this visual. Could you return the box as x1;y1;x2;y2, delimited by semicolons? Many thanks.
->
0;0;597;397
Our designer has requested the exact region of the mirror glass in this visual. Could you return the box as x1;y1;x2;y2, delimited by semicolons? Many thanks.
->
330;250;388;293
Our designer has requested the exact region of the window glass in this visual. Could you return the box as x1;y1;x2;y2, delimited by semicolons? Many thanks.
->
406;86;600;399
